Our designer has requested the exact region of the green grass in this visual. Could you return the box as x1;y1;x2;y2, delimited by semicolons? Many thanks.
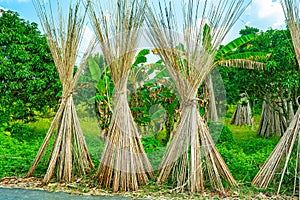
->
214;116;284;196
218;117;280;181
0;118;52;178
79;117;105;163
0;113;295;198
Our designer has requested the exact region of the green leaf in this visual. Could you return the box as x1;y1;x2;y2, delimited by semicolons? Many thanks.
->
88;58;102;83
88;95;105;103
137;49;150;57
132;49;150;67
150;108;166;120
136;117;151;123
203;24;212;51
215;34;256;61
96;80;106;94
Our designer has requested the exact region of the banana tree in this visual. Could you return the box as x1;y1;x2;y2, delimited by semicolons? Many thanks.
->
208;33;270;123
88;49;179;143
86;54;113;137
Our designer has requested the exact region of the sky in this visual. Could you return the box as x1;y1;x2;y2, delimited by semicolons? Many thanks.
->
0;0;286;44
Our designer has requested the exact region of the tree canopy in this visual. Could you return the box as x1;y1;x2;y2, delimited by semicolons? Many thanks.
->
0;10;60;125
219;27;300;111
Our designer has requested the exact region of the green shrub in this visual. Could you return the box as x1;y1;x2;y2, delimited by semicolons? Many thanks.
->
217;143;258;182
217;136;279;183
142;136;161;153
5;123;33;142
239;136;278;154
209;122;234;144
141;136;165;171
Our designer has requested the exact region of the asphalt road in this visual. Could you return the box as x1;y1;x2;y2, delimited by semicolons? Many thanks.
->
0;188;129;200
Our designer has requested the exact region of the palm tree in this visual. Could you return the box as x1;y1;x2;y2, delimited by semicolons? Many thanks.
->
215;33;269;70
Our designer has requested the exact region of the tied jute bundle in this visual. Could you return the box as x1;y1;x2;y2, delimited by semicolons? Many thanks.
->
281;0;300;67
252;0;300;195
89;0;153;191
252;104;300;195
146;0;251;193
27;0;94;183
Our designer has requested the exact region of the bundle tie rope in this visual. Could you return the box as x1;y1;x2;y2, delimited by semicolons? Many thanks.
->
59;91;74;102
183;98;200;107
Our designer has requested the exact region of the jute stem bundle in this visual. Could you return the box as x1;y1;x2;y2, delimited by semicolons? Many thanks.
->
146;0;250;193
252;106;300;194
230;93;252;126
281;0;300;66
89;0;153;191
252;0;300;195
257;100;288;137
27;0;94;183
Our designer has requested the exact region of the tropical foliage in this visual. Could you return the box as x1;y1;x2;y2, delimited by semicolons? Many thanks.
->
1;0;300;198
0;10;60;131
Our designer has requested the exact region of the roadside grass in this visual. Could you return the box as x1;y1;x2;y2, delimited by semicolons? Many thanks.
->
0;118;52;178
0;112;296;198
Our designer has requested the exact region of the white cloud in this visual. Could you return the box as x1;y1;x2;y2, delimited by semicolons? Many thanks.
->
76;25;96;66
81;25;96;52
0;6;7;17
252;0;285;28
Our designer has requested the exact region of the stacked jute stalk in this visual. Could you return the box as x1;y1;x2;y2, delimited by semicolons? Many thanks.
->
27;0;94;183
89;0;153;192
146;0;251;193
230;93;252;126
252;105;300;194
257;100;288;137
282;0;300;66
252;0;300;195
